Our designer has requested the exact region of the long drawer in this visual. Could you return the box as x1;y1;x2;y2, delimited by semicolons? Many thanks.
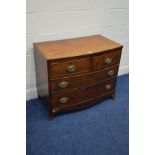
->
51;78;116;108
49;65;119;92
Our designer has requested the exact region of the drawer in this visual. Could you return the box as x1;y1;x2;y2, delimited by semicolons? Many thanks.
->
51;78;116;108
92;49;121;71
48;58;90;77
50;65;119;92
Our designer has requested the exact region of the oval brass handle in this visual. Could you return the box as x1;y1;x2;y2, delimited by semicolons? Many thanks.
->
104;58;112;64
59;97;69;103
66;65;76;73
59;82;69;89
105;84;112;90
107;70;114;76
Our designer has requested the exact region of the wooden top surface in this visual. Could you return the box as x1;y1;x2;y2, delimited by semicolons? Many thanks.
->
34;35;123;60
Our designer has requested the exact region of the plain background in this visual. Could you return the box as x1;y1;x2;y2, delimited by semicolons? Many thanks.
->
26;0;129;100
0;1;155;155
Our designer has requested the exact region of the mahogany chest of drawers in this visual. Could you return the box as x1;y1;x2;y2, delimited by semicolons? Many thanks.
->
34;35;123;119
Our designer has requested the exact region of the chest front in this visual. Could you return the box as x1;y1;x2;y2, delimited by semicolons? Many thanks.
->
34;35;123;119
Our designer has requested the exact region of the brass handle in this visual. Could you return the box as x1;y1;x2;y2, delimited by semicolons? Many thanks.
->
105;84;112;90
59;81;69;89
66;65;76;73
59;97;69;103
105;58;112;64
107;70;114;76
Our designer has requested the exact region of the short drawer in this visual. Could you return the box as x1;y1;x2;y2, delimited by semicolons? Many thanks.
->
50;65;119;92
48;58;90;77
51;78;116;108
92;49;121;71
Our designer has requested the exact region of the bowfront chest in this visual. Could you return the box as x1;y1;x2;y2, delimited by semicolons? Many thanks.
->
34;35;123;119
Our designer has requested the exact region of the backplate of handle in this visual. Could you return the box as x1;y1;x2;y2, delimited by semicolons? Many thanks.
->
66;65;76;73
107;70;114;76
59;81;69;88
59;97;69;103
105;84;112;90
104;57;112;64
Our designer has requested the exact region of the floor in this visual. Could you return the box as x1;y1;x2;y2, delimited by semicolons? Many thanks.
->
26;74;129;155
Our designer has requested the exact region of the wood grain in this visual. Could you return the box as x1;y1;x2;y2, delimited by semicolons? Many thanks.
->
34;48;49;97
51;92;114;113
34;35;123;60
33;35;123;119
48;58;91;77
50;65;119;92
92;49;122;71
51;78;116;108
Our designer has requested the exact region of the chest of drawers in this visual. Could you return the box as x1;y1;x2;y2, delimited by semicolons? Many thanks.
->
34;35;123;119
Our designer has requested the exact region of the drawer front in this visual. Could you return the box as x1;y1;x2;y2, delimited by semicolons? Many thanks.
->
50;65;119;92
92;49;121;71
48;58;90;77
51;78;116;108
